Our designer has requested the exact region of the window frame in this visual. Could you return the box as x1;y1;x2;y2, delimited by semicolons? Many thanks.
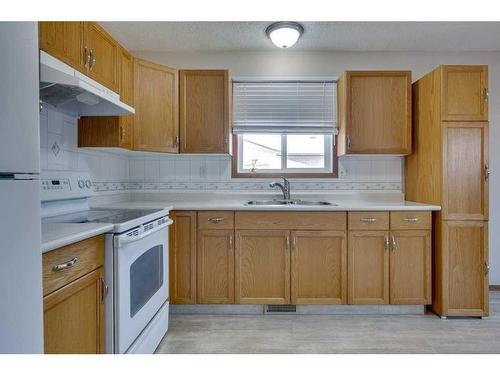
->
231;133;338;178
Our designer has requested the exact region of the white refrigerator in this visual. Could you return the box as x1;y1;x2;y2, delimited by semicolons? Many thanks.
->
0;22;44;353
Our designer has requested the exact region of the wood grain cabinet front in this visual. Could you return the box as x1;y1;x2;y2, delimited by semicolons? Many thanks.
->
179;70;230;154
337;71;412;155
169;211;197;304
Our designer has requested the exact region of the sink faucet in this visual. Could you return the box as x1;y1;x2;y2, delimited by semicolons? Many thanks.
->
269;177;291;201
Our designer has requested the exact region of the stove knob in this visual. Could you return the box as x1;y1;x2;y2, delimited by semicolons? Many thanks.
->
78;180;85;189
85;180;92;188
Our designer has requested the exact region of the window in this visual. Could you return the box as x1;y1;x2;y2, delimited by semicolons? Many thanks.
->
232;80;337;177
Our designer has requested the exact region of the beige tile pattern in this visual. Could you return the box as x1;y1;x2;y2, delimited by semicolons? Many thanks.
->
156;292;500;354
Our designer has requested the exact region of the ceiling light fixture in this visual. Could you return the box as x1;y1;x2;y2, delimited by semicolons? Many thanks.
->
266;22;304;49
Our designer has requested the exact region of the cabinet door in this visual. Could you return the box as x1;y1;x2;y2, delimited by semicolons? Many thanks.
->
235;230;290;304
348;231;389;304
119;47;133;106
197;229;234;304
444;221;489;316
390;230;431;305
441;66;488;121
342;71;411;154
134;58;179;153
179;70;230;153
43;267;104;354
39;22;85;72
84;22;119;92
443;122;489;220
291;231;347;305
169;211;197;304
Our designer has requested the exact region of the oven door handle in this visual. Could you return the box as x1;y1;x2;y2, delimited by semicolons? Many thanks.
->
115;218;173;246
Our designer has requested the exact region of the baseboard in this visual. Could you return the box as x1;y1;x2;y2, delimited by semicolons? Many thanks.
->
170;304;425;315
489;285;500;291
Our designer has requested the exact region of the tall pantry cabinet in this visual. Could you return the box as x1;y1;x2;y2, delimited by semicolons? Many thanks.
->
406;65;489;317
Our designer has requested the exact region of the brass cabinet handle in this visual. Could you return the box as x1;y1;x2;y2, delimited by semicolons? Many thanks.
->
385;235;389;252
228;235;233;250
403;217;420;223
208;217;225;223
391;236;396;253
101;277;108;301
360;217;377;223
84;47;91;69
52;257;78;272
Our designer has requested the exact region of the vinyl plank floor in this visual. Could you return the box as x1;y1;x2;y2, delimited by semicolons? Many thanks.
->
156;291;500;354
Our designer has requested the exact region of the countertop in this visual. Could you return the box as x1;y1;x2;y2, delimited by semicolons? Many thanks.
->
93;195;441;212
41;222;114;253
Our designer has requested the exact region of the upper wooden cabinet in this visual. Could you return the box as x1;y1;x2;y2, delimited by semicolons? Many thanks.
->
119;47;134;106
179;70;230;153
83;22;119;92
169;211;197;304
39;22;85;73
441;66;488;121
337;71;412;155
291;231;347;305
134;58;179;153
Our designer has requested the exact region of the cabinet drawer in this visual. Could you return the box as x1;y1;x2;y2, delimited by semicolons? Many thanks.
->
348;212;389;230
198;211;234;230
43;236;104;296
390;211;431;230
235;212;346;230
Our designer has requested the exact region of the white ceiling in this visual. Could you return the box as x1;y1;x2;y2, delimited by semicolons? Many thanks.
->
100;22;500;52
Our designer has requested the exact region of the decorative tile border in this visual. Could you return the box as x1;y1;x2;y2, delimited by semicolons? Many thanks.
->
93;180;402;193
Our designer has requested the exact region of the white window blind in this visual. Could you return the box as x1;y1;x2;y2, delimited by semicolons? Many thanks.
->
232;80;337;134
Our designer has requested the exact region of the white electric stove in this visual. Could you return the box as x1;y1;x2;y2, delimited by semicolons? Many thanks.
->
41;171;172;354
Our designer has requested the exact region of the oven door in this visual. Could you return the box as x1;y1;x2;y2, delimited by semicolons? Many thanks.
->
114;217;172;353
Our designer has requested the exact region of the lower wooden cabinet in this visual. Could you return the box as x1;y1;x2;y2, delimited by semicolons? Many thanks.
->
169;211;197;304
235;230;290;304
43;267;104;354
438;220;489;316
348;231;390;304
390;230;431;305
197;229;234;304
291;231;347;305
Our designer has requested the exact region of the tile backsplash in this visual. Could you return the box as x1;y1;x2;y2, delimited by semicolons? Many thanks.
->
40;106;404;194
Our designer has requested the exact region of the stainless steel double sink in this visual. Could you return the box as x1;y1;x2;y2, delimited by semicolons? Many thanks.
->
245;199;336;206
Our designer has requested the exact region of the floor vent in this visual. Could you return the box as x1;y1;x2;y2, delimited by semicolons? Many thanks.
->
265;305;297;314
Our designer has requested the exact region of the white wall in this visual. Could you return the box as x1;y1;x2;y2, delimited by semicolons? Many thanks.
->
134;50;500;284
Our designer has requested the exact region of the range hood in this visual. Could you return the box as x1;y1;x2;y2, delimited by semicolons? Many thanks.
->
39;51;134;116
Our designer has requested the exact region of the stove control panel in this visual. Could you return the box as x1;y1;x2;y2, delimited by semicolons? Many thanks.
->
40;171;95;202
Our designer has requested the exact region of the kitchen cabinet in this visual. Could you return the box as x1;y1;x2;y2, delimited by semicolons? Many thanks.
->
42;235;105;354
442;220;489;316
291;231;347;305
39;22;85;73
197;229;234;304
179;70;230;153
235;230;290;304
407;65;489;317
348;230;390;304
83;22;119;92
78;46;134;149
44;267;105;354
337;71;412;155
169;211;197;304
390;230;431;305
441;66;488;121
442;122;489;221
347;211;431;305
134;58;179;153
